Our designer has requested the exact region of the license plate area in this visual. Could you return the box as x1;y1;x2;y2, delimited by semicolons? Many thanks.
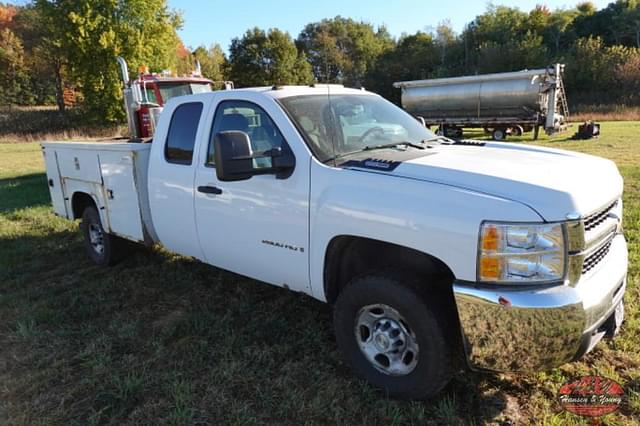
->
602;301;624;338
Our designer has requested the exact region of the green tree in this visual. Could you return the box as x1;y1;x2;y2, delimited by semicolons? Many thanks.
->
545;9;578;56
192;43;228;85
364;32;440;103
35;0;183;123
572;0;639;47
296;16;393;85
620;0;640;47
229;27;312;87
576;1;597;15
614;47;640;99
434;20;458;73
563;36;638;104
466;5;530;46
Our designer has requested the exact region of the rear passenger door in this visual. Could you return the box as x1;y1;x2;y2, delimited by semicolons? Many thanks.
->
193;92;311;294
148;100;207;260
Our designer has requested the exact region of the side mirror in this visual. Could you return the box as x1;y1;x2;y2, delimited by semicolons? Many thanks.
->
213;131;255;182
213;131;295;182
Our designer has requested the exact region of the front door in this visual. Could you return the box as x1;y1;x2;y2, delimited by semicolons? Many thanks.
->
193;93;311;293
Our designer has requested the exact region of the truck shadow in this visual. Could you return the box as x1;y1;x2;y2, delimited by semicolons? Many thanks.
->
0;222;511;424
0;170;511;422
0;173;49;212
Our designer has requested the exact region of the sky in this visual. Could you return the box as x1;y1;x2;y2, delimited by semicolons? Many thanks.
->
5;0;613;51
168;0;613;52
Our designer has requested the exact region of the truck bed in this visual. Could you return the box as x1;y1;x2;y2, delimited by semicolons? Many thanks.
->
41;140;155;243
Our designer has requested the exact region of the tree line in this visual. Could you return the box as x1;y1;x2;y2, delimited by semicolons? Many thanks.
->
1;0;640;123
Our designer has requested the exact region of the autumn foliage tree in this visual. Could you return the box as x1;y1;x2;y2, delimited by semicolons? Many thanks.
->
2;0;640;118
34;0;183;122
0;4;32;105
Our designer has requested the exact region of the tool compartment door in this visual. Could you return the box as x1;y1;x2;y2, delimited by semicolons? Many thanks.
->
56;149;102;183
42;147;67;217
98;150;144;242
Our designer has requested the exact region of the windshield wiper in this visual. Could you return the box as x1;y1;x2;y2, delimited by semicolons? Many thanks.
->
323;141;427;164
422;135;454;144
363;141;427;151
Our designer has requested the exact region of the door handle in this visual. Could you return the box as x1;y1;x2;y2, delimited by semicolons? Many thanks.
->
197;185;222;195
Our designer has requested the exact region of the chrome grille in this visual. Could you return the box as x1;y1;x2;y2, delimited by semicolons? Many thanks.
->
582;236;614;274
584;200;618;232
567;198;621;284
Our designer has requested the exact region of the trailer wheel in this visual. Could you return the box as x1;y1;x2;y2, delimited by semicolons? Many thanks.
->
492;128;507;141
512;125;524;137
81;206;125;266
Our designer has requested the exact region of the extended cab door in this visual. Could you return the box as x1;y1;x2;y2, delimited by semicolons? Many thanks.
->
148;99;208;260
193;92;311;294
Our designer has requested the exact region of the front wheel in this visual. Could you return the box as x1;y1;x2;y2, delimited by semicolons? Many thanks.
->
333;272;453;399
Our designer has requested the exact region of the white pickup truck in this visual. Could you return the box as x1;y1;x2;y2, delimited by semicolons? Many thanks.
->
42;85;627;399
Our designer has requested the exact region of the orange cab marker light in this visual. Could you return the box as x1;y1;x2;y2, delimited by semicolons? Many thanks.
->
480;256;500;279
482;225;500;251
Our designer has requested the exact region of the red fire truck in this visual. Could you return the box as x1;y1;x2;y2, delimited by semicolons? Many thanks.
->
116;57;231;138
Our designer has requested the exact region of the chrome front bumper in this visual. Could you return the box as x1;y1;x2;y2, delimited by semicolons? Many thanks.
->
453;233;628;372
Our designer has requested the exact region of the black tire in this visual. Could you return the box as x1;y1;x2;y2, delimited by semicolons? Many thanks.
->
81;206;125;266
492;128;506;141
333;271;453;400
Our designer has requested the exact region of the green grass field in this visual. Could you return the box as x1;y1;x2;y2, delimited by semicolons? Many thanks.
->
0;122;639;425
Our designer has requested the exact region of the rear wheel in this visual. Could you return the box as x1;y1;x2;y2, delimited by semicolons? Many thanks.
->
81;206;125;266
333;271;453;399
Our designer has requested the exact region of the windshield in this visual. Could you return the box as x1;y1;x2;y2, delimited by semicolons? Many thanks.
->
279;94;436;162
158;83;212;103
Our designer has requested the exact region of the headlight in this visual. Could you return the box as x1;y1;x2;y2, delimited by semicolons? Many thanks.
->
478;222;566;284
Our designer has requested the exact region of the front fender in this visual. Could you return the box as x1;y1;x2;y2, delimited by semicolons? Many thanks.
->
309;161;542;301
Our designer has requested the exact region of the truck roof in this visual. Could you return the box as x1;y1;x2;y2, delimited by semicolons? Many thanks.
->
137;75;214;85
159;84;381;111
230;85;378;99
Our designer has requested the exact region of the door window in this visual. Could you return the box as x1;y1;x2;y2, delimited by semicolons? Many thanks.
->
207;100;285;169
164;102;203;165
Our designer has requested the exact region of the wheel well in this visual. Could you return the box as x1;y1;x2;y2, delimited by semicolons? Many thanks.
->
71;192;96;219
323;236;455;305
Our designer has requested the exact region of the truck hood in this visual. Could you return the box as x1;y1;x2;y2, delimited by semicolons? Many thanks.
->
390;142;623;221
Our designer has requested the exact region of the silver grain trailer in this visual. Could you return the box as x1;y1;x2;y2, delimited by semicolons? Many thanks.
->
393;64;569;140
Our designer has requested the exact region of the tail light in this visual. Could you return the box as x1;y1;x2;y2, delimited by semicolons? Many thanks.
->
137;107;153;138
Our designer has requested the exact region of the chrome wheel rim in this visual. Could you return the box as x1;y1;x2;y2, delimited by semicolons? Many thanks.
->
88;223;105;254
354;303;419;376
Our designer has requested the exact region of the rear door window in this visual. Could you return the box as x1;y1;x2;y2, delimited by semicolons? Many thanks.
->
165;102;203;165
